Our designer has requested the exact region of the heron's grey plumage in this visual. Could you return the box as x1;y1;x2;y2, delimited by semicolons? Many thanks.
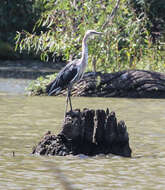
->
46;30;102;115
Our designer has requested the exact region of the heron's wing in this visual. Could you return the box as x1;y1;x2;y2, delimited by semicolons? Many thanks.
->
46;60;79;95
58;61;78;86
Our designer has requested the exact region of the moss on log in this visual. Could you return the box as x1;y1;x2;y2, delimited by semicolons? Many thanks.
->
32;108;132;157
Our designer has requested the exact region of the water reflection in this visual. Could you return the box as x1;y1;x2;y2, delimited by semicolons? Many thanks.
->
0;95;165;189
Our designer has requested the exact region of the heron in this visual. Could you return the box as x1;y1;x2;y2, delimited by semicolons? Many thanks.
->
46;30;102;116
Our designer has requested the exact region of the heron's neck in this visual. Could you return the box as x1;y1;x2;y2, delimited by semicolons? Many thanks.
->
81;37;88;66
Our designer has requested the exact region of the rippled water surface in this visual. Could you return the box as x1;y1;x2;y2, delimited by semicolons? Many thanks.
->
1;94;165;190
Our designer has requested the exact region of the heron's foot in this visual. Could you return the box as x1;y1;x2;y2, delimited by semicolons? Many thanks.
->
64;109;73;123
65;109;73;117
65;109;81;119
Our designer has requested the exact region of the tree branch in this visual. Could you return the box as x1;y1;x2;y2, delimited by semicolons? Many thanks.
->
101;0;121;30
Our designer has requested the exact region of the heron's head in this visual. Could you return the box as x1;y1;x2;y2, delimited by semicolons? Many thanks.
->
84;30;103;39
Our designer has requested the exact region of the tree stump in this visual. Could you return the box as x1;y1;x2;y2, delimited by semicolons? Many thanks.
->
32;108;132;157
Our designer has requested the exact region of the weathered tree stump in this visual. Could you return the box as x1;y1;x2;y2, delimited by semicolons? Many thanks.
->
56;70;165;98
32;108;132;157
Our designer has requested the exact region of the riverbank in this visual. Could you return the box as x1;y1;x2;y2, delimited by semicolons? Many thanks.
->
0;60;64;94
0;60;64;79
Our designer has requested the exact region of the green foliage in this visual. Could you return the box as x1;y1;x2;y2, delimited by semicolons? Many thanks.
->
16;0;165;72
132;0;165;42
0;0;44;44
27;73;58;95
0;40;18;59
0;0;45;59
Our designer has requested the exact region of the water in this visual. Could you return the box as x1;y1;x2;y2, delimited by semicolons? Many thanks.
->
1;93;165;189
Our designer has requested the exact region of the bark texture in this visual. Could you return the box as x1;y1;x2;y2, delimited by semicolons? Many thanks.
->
32;108;132;157
56;70;165;98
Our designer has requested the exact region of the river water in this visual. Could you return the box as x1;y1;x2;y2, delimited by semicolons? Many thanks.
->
1;93;165;189
0;77;165;189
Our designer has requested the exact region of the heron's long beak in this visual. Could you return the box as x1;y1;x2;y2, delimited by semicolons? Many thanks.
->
94;31;103;35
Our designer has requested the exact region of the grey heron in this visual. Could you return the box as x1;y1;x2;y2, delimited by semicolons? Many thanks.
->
46;30;102;115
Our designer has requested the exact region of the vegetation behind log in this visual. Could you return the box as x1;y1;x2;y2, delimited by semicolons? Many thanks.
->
15;0;165;72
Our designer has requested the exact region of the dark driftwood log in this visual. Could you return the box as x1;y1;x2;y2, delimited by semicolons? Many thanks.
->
55;70;165;98
32;108;132;157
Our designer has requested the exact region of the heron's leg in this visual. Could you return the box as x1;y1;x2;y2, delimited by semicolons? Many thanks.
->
68;87;73;112
64;89;69;118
